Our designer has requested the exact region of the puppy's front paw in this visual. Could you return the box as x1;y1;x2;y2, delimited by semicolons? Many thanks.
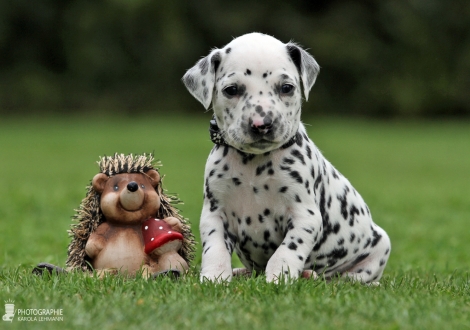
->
266;263;300;283
200;266;233;283
266;270;298;283
266;253;303;283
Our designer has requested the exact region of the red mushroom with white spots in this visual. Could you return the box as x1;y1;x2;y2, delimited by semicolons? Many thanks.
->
142;218;188;273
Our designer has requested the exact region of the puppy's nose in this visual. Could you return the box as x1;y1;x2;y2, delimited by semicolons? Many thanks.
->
250;117;273;134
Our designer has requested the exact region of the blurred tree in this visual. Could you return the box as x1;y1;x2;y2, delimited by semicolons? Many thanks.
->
0;0;468;116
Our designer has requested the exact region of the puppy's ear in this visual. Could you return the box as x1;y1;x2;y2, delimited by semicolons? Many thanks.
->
182;49;222;109
286;42;320;101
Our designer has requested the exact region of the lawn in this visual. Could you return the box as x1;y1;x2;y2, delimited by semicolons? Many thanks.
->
0;114;469;329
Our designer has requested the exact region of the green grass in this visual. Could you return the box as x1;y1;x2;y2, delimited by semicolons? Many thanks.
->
1;114;469;329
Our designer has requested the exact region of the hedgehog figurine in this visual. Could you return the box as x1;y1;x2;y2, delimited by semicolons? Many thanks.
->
33;153;195;279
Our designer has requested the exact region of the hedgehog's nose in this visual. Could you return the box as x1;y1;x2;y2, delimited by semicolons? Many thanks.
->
127;182;139;192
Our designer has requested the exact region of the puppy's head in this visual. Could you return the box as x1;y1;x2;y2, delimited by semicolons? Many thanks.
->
183;32;319;154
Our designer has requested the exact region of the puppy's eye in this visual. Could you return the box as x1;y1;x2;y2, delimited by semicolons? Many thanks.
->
113;185;119;191
281;84;294;94
223;85;238;97
141;184;145;189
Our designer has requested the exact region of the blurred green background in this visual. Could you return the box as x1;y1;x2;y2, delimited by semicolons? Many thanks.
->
0;0;469;117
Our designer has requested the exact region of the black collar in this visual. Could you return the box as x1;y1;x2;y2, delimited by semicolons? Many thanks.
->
209;116;300;151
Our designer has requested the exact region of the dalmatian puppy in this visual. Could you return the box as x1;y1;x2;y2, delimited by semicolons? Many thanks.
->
182;32;390;283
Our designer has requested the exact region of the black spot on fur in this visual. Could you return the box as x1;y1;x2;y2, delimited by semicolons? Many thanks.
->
313;174;322;191
337;189;348;220
331;168;339;179
289;171;303;184
291;149;306;165
245;217;252;225
328;247;348;259
279;186;288;193
256;164;267;176
286;219;294;232
210;51;221;73
333;223;340;234
288;242;298;250
305;145;312;160
371;227;383;247
313;185;331;251
183;74;198;92
349;205;360;226
205;178;219;212
199;58;209;75
237;151;256;164
354;253;370;265
295;132;303;147
264;230;270;241
350;233;356;243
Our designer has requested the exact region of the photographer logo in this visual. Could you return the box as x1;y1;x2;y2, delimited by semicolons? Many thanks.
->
3;299;63;322
3;300;15;322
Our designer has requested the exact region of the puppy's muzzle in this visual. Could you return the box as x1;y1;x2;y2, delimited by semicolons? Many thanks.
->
250;116;273;135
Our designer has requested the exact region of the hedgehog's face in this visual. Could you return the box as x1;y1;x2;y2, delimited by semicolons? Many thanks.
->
92;170;161;224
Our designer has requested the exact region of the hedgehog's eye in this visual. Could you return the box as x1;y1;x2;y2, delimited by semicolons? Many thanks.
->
141;184;145;189
114;185;119;191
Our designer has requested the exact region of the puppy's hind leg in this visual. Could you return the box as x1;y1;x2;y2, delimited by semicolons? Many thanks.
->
344;226;391;284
